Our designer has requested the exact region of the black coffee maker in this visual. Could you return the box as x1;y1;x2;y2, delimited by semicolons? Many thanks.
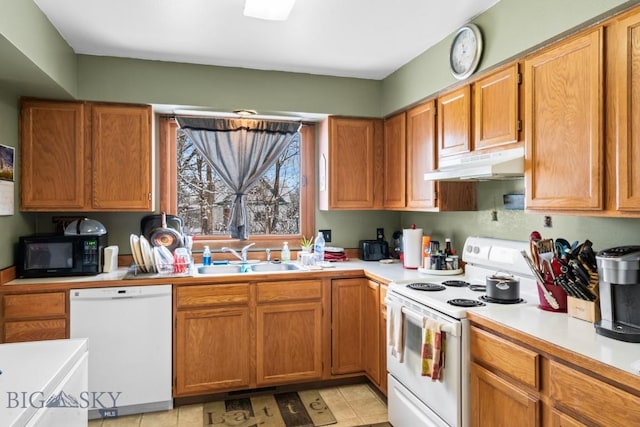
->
595;246;640;342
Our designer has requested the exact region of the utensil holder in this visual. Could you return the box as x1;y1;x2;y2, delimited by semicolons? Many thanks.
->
537;279;568;312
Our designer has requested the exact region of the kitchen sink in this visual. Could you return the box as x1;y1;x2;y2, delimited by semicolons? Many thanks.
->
196;262;305;276
250;263;304;272
196;265;243;275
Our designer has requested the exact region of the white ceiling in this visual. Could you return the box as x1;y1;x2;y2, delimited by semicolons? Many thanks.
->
34;0;499;80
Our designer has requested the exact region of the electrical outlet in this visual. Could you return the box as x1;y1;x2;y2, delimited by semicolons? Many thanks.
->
376;228;385;240
319;229;332;243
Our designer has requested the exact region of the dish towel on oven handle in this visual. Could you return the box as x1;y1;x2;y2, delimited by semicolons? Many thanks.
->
387;299;405;362
421;317;445;381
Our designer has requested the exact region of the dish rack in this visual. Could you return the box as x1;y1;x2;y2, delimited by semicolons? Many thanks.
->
126;260;192;278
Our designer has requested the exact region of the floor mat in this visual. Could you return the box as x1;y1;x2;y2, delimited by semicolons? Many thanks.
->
203;390;337;427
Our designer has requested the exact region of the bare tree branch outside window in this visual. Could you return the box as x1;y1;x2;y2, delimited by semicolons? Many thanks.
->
176;128;301;237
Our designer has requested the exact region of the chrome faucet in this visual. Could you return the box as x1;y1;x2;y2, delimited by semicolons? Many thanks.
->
265;248;271;262
221;243;256;263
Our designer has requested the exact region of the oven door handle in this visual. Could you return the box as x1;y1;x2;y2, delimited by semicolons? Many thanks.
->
401;306;461;337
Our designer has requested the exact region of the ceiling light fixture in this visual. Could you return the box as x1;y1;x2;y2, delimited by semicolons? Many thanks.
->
243;0;296;21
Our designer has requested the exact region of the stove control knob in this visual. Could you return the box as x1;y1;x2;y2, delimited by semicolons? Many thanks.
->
473;246;480;254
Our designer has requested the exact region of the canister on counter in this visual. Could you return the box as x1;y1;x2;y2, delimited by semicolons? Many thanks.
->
431;254;445;270
450;255;459;270
421;235;431;269
445;257;454;270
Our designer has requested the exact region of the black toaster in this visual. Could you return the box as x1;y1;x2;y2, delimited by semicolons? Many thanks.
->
359;240;389;261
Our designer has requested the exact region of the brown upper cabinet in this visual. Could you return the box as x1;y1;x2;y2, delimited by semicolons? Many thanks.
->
383;112;406;209
318;116;383;210
437;61;522;165
383;100;476;211
20;99;152;212
524;28;604;211
474;63;521;151
90;103;153;211
406;102;437;209
606;8;640;213
437;85;472;159
20;100;88;211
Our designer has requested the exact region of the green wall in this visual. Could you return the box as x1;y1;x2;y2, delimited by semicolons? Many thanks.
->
381;0;637;114
401;181;640;255
77;56;382;117
0;0;77;98
0;88;36;267
2;0;640;269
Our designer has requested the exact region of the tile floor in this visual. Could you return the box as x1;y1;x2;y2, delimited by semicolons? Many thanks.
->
87;383;388;427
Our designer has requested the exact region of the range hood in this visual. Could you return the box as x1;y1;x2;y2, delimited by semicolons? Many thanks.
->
424;146;525;181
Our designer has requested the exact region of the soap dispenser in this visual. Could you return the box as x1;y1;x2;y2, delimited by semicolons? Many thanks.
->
203;245;211;266
281;242;291;262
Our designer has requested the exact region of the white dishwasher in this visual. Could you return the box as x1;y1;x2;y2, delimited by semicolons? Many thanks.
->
70;284;173;419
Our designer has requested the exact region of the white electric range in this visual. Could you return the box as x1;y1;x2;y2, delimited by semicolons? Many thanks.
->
386;236;542;427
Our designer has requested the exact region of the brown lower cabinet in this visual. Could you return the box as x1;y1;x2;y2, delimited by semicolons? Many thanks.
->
2;291;68;343
2;275;387;399
174;283;252;396
363;280;381;385
331;278;386;394
256;280;324;385
175;306;252;395
331;278;365;375
470;320;640;426
174;279;330;397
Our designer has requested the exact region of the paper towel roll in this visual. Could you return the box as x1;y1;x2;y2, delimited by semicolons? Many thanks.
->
103;245;119;273
402;228;423;269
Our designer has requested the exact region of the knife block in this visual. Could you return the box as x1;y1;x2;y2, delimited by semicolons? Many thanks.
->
567;296;601;323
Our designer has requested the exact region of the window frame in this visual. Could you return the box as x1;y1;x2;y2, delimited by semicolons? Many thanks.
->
158;116;315;251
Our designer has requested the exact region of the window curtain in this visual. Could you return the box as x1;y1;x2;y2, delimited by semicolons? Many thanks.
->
176;117;301;240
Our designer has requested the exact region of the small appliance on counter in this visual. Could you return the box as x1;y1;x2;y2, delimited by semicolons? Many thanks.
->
595;246;640;342
64;218;107;236
359;240;389;261
391;230;403;259
17;218;108;278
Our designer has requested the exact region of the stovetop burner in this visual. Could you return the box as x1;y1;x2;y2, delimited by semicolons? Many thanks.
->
442;280;469;287
406;282;446;292
479;295;526;305
447;298;486;307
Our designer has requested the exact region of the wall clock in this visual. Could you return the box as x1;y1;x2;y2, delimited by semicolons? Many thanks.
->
449;23;483;80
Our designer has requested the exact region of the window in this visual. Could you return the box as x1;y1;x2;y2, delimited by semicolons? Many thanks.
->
159;116;315;248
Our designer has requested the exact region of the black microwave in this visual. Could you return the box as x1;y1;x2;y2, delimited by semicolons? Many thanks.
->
17;234;108;278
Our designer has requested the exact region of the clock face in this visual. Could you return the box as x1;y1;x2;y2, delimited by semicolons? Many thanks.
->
450;24;483;80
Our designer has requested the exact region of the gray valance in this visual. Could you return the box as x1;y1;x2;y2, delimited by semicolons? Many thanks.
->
176;117;301;240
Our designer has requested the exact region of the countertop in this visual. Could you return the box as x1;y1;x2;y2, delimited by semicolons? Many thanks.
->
0;338;88;426
5;259;639;379
470;304;640;378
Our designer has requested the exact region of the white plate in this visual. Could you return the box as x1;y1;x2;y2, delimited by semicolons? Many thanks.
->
129;234;145;272
139;235;155;273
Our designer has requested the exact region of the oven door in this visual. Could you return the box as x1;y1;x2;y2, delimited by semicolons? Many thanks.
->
386;294;465;427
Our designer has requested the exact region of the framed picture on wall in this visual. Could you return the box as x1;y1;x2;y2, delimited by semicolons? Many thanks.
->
0;144;15;216
0;144;14;181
